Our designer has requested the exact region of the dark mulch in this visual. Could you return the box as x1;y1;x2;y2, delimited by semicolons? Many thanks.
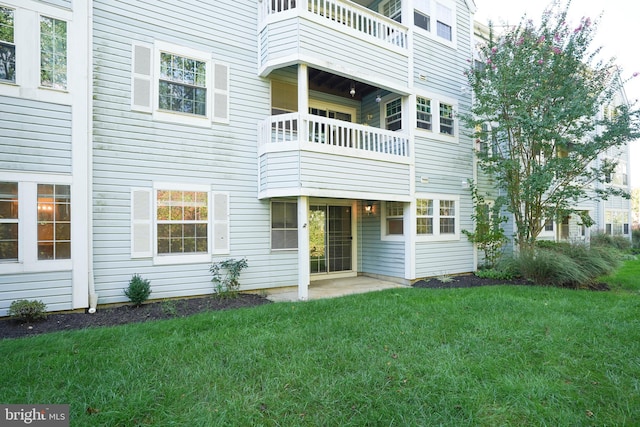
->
413;274;610;291
1;274;610;340
0;293;270;340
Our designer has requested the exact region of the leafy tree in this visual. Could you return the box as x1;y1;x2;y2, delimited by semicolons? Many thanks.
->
464;0;640;252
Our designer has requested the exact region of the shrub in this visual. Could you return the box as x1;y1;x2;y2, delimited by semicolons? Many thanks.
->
591;232;632;251
124;274;151;306
8;299;47;322
516;248;589;287
633;229;640;249
475;268;515;280
210;258;248;298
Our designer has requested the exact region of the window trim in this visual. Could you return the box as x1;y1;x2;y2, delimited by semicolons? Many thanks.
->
270;200;298;251
0;173;73;275
415;194;460;242
153;41;214;127
415;91;458;141
381;201;405;241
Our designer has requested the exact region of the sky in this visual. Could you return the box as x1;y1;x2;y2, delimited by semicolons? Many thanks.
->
474;0;640;188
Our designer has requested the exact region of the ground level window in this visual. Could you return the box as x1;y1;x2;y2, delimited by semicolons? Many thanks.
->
37;184;71;260
272;201;298;249
416;196;459;240
439;200;455;233
416;199;433;234
0;182;18;261
156;190;208;254
386;202;404;235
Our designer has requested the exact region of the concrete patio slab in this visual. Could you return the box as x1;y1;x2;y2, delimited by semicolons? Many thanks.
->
261;276;406;302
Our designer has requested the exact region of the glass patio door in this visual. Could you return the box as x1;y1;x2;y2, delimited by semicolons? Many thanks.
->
309;205;352;274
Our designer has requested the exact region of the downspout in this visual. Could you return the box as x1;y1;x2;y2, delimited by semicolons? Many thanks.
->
87;0;98;313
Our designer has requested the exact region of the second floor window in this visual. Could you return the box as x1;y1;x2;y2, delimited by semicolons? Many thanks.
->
40;16;67;89
385;98;402;131
439;103;454;135
416;97;432;130
0;7;15;82
159;53;207;117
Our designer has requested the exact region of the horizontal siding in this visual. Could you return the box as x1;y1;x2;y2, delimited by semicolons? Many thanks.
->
300;151;410;195
41;0;72;9
415;242;475;278
0;97;72;174
358;207;405;278
0;272;73;317
91;0;299;303
263;16;408;89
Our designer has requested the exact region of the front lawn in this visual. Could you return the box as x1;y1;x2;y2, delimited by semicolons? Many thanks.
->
1;284;639;425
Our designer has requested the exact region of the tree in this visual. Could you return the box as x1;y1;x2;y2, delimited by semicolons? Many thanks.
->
463;0;640;252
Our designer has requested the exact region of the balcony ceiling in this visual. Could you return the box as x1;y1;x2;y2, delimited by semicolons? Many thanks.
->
308;68;378;101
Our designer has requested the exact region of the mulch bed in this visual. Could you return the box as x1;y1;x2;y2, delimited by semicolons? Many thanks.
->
1;274;609;340
0;294;270;340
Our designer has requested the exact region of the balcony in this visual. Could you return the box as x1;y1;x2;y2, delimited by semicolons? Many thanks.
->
258;0;410;93
258;113;412;200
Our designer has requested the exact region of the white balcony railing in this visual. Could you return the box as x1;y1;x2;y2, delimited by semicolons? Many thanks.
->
259;113;410;158
259;0;408;49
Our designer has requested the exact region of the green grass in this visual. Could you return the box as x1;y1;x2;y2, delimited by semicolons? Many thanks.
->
1;285;640;426
600;257;640;292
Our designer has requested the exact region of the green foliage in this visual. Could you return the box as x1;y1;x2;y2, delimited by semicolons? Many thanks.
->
463;1;640;251
513;241;621;287
591;232;632;251
474;267;515;280
124;274;151;306
210;258;248;298
461;181;508;268
633;229;640;250
8;299;47;322
599;258;640;291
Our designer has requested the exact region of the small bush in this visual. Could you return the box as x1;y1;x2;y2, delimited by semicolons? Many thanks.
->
475;268;515;280
124;274;151;306
211;258;248;298
633;229;640;249
9;299;47;322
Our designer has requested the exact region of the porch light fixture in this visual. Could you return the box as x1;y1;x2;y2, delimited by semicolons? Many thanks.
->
375;93;381;103
350;82;356;97
364;201;374;215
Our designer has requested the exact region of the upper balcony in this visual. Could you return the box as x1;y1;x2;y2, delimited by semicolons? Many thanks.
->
258;0;410;94
257;113;412;200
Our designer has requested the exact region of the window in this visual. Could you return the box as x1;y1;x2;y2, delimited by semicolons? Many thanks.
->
156;190;208;255
439;103;454;135
414;0;454;43
416;199;433;234
544;219;554;232
414;0;430;31
131;41;229;125
435;3;453;41
385;98;402;131
159;52;207;116
40;16;67;89
416;97;432;130
0;7;15;83
0;182;18;261
416;196;459;240
382;0;402;22
37;184;71;260
439;200;455;234
271;201;297;250
605;210;629;236
131;186;228;262
0;178;73;273
385;202;404;235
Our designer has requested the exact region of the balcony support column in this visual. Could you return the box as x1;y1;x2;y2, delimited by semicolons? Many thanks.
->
298;63;309;118
297;195;310;300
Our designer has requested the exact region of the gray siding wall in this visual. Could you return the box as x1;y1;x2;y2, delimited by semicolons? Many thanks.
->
412;0;476;278
92;0;298;304
358;204;405;278
0;97;72;174
0;272;73;317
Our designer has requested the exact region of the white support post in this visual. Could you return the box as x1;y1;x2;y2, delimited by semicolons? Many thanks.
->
298;64;308;117
298;196;310;300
